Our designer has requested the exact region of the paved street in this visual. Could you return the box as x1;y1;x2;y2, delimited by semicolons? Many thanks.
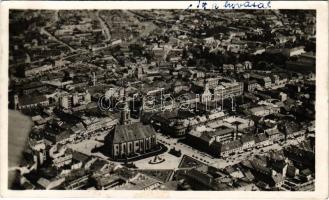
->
96;11;111;41
67;128;305;171
156;132;305;169
40;27;76;52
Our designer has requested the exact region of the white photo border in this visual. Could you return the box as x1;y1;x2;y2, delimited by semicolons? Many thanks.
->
0;1;328;199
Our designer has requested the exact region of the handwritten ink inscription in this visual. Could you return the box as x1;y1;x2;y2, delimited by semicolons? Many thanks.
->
186;1;272;10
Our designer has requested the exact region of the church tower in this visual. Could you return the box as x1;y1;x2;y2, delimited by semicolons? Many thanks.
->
120;87;131;125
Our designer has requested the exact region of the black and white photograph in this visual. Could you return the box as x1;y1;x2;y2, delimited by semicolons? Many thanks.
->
2;4;326;195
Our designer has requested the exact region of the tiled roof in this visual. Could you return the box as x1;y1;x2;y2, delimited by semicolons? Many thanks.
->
71;122;86;133
109;123;156;144
272;173;283;184
255;134;268;143
199;132;213;144
72;151;90;163
52;130;71;143
220;140;242;152
90;159;108;172
213;127;235;136
19;95;48;106
21;81;44;90
95;174;121;187
241;135;255;144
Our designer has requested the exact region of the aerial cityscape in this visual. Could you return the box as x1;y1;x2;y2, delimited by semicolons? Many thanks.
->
8;9;316;191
